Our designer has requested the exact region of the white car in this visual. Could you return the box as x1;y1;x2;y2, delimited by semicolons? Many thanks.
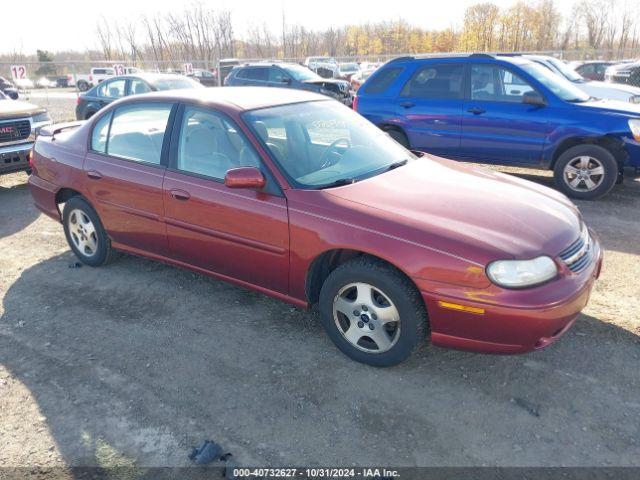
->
525;55;640;103
35;77;57;89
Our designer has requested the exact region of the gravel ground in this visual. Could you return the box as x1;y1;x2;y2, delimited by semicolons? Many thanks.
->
0;95;639;471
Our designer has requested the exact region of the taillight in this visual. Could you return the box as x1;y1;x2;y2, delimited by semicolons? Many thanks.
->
28;150;34;169
352;95;358;111
76;96;81;105
89;75;93;82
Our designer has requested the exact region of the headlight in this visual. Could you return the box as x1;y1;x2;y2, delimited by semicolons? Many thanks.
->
629;119;640;141
487;256;558;289
32;112;51;123
630;95;640;104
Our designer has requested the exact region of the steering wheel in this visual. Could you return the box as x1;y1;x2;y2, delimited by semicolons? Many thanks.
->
319;137;351;169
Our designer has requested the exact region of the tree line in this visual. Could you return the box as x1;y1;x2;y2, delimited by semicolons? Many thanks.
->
2;0;640;67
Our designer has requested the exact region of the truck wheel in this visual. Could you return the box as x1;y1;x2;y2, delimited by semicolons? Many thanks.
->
553;144;618;200
77;80;89;92
63;197;117;267
319;257;428;367
384;127;410;149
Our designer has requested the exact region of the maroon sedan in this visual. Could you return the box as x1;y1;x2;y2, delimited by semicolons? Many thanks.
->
29;87;603;366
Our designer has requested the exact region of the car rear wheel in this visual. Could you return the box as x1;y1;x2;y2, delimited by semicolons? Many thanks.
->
319;257;428;367
553;145;618;200
63;196;116;267
77;80;89;92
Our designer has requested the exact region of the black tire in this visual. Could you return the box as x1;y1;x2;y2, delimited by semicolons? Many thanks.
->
77;81;89;92
384;127;410;149
318;256;428;367
553;144;618;200
62;196;117;267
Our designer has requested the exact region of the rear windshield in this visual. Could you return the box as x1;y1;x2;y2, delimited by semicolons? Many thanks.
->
363;67;403;94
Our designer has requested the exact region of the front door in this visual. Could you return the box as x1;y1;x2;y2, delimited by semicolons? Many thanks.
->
83;102;174;255
162;105;290;293
395;62;465;156
460;64;549;165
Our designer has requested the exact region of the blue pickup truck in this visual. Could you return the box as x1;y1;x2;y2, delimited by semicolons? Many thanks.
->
355;53;640;200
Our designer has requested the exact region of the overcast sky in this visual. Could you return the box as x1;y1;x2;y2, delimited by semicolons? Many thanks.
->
3;0;576;55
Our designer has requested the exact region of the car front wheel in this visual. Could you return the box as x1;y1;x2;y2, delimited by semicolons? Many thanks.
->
553;144;618;200
63;196;116;266
319;257;428;367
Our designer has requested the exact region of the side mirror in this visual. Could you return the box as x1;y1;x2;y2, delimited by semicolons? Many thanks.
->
281;77;292;84
522;90;546;107
224;167;266;189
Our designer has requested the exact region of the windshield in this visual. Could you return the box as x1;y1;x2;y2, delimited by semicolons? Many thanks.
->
546;57;584;82
282;64;321;82
151;77;203;90
244;101;415;188
521;63;591;103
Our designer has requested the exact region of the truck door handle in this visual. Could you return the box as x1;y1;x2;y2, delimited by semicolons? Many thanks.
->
86;170;102;180
400;101;415;109
170;189;191;201
467;107;486;115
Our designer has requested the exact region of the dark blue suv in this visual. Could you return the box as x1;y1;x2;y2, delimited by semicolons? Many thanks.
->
356;53;640;199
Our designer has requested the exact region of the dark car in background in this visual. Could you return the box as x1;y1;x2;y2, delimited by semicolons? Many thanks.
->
605;60;640;86
570;61;614;81
225;62;352;105
0;76;19;100
188;69;219;87
75;73;203;120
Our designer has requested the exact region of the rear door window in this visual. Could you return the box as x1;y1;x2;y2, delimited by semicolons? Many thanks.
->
91;112;112;153
363;67;403;94
401;64;464;99
238;67;268;82
106;103;173;164
97;79;127;99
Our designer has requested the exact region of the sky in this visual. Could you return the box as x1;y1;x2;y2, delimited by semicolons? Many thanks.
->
2;0;576;55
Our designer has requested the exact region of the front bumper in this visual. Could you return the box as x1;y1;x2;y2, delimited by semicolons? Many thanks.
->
621;135;640;167
0;142;32;174
417;233;604;354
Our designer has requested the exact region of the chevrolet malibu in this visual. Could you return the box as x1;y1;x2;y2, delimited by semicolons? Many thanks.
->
28;88;603;366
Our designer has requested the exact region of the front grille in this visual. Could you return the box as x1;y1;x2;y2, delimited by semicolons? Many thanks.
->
0;119;31;143
559;229;592;273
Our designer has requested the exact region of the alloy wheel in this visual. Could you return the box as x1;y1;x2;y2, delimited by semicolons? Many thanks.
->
332;282;401;353
68;209;98;257
563;156;605;192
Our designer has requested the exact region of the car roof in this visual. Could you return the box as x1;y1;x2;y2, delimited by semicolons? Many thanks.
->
124;86;327;111
387;53;534;66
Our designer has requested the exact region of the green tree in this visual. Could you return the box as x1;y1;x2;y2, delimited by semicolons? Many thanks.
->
35;50;56;77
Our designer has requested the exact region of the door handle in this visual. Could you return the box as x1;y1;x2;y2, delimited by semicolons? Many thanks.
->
400;101;415;109
86;170;102;180
467;107;486;115
170;189;191;201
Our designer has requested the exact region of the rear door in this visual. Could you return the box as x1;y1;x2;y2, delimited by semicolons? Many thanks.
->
162;104;290;293
395;62;465;157
460;63;549;165
83;101;175;255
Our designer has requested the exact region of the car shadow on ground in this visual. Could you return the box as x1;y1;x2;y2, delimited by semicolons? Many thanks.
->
1;251;639;469
0;175;40;240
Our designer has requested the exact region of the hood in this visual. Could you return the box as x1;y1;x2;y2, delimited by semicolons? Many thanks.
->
575;98;640;117
0;99;45;120
323;157;582;264
579;80;640;101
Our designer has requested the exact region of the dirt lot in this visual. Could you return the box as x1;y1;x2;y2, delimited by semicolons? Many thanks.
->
0;95;639;471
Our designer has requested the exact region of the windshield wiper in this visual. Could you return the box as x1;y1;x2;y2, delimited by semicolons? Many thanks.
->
317;178;358;189
385;159;408;171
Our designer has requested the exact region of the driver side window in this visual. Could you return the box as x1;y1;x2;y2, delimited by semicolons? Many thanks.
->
470;65;535;103
176;107;260;180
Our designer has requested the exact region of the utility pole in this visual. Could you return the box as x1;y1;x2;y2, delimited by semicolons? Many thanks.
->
282;2;286;59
